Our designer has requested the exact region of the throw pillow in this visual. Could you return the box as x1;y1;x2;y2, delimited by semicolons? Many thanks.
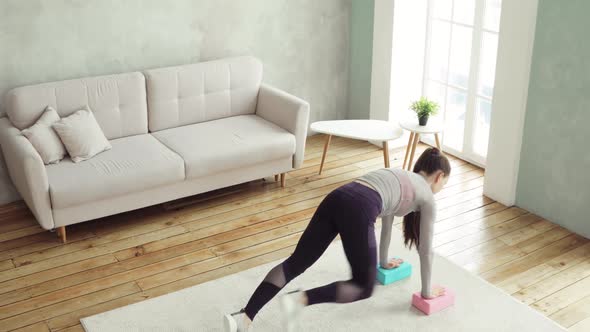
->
21;106;67;164
52;107;112;163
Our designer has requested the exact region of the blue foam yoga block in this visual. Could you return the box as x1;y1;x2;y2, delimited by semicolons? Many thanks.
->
376;261;412;285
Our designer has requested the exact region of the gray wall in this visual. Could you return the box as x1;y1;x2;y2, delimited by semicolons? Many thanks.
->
0;0;351;204
516;0;590;238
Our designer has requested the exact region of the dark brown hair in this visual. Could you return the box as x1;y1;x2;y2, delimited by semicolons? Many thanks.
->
403;147;451;249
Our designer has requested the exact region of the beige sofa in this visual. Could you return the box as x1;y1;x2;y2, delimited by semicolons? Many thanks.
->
0;56;310;242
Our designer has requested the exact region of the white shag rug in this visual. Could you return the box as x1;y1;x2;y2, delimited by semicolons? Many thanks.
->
81;228;565;332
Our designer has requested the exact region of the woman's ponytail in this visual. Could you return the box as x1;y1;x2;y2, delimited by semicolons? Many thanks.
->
403;147;451;249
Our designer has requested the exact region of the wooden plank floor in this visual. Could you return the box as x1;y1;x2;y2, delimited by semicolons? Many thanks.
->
0;134;589;332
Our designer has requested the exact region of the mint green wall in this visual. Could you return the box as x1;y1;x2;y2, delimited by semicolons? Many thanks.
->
516;0;590;238
348;0;374;119
0;0;351;204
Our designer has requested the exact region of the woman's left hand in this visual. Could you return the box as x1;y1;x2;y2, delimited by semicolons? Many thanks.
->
382;258;404;269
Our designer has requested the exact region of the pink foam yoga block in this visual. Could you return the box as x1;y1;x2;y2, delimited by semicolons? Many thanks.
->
412;286;455;315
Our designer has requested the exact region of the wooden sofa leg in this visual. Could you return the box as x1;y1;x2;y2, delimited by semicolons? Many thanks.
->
57;226;67;243
280;173;286;188
275;174;279;182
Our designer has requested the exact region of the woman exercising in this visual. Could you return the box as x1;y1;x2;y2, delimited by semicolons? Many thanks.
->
224;147;451;331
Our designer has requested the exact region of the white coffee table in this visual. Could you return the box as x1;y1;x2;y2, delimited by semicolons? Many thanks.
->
399;118;444;171
310;120;403;174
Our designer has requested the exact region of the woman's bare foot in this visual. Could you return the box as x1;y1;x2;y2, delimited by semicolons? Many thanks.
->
280;291;306;332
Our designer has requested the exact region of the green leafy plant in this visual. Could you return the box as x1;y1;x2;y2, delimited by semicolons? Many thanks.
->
410;97;439;118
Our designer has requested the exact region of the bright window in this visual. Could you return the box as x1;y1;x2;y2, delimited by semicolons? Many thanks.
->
423;0;502;164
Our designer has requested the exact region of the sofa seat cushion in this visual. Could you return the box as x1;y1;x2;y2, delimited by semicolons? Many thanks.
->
152;115;296;179
47;134;185;209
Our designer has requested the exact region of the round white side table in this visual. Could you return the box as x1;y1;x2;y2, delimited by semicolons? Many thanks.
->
399;119;444;171
310;120;403;174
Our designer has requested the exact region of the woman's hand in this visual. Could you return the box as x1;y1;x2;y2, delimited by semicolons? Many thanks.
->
424;286;446;299
381;258;404;269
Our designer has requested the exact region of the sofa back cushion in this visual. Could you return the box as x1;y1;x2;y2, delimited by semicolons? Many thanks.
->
5;72;147;140
143;56;262;132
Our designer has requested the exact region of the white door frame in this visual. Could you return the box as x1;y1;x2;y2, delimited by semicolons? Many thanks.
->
369;0;539;206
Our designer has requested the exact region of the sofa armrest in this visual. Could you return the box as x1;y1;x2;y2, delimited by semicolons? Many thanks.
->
256;84;310;168
0;117;54;230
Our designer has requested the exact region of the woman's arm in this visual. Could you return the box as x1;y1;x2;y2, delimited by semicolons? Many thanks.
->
418;200;436;299
379;214;395;267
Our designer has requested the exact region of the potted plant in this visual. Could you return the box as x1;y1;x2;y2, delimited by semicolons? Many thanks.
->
410;97;439;126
